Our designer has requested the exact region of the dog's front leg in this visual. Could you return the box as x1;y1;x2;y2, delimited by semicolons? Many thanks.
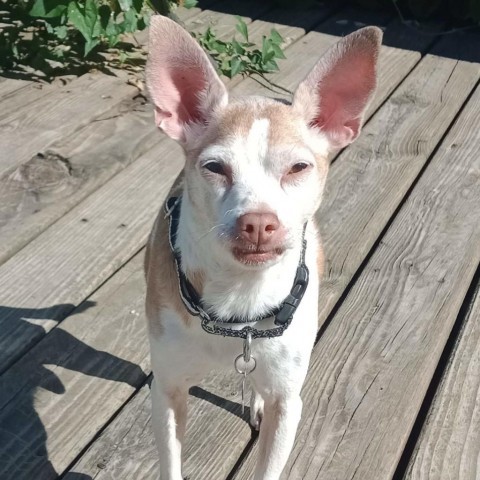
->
151;377;187;480
254;395;302;480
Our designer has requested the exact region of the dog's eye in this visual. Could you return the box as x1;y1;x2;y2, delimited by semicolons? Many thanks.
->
203;161;226;176
288;162;309;174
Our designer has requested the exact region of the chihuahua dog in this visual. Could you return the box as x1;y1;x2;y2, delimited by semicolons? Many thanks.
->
144;15;381;480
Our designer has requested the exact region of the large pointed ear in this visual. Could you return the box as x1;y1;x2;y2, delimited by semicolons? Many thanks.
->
293;27;382;150
146;15;228;143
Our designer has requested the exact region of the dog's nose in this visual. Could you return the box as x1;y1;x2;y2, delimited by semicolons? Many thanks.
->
236;212;281;246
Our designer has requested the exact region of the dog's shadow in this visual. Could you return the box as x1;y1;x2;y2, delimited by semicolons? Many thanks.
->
0;302;146;480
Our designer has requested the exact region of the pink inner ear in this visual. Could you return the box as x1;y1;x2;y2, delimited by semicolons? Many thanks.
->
313;51;377;148
154;66;208;138
146;16;228;143
293;27;381;150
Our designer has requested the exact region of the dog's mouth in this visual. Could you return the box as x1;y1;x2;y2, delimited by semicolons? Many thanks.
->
232;246;286;266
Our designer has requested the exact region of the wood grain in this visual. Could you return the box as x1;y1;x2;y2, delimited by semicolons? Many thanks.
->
0;97;162;265
0;0;217;179
0;73;138;176
0;78;33;100
0;139;184;374
0;249;251;480
317;55;479;324
404;259;480;475
232;12;416;121
234;76;480;480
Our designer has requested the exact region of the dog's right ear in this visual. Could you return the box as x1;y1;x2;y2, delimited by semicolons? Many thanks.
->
146;15;228;143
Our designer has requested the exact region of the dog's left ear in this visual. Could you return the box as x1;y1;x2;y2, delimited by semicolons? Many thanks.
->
293;27;382;150
146;15;228;143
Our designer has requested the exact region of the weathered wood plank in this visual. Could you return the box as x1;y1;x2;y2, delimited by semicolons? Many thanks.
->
0;140;184;374
234;72;480;480
0;252;149;480
0;97;162;265
0;247;248;480
0;73;138;177
404;287;480;477
62;28;456;480
186;0;272;38
0;78;33;99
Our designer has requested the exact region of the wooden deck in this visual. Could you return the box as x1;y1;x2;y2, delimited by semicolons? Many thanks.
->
1;1;479;479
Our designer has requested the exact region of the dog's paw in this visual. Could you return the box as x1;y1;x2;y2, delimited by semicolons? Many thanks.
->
249;390;264;431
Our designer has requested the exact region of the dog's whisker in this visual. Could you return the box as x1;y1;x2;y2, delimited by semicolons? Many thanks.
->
196;223;227;241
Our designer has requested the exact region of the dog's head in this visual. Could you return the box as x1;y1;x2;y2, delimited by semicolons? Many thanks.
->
147;16;381;269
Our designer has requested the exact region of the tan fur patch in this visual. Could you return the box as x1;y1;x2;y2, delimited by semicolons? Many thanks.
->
317;241;325;278
216;99;306;147
144;172;201;337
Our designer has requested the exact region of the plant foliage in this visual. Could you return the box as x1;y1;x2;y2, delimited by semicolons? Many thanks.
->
0;0;157;75
194;16;286;80
0;1;288;86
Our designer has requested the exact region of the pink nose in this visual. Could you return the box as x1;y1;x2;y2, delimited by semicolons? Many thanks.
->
236;212;281;247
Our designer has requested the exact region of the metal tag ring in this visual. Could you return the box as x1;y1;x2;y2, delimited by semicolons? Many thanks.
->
234;354;256;375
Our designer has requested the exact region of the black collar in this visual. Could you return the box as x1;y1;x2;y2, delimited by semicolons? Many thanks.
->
165;196;309;339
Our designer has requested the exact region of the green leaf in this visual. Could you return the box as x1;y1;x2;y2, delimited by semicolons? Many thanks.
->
269;28;283;45
183;0;198;8
231;38;245;55
118;0;132;12
264;59;279;71
261;36;271;61
122;8;138;32
235;16;248;41
68;0;101;55
271;43;286;59
211;40;227;53
231;56;244;76
84;37;100;56
53;25;68;39
30;0;68;18
264;50;275;63
105;15;120;44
